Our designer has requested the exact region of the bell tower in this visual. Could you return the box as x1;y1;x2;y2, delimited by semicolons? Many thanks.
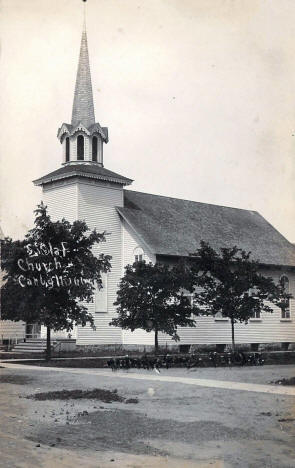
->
57;19;108;167
33;1;132;345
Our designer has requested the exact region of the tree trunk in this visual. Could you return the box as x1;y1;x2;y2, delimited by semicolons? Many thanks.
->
154;328;159;354
230;317;235;351
46;327;51;361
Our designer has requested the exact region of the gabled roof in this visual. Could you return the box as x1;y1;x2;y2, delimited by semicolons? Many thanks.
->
116;190;295;267
57;122;108;142
33;164;133;187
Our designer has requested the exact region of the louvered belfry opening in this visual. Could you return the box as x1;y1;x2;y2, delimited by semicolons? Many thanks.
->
92;136;98;162
77;135;84;160
65;137;70;162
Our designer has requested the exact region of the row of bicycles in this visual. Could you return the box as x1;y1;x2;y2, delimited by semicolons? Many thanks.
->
107;351;264;371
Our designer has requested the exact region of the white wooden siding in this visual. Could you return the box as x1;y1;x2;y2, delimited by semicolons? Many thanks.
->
2;180;76;341
41;179;295;347
40;325;74;339
0;320;26;340
121;218;156;345
122;218;156;272
41;182;79;341
95;273;108;312
75;181;124;344
123;268;295;345
43;182;78;222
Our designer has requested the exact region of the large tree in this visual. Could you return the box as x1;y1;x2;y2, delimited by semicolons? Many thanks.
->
1;203;111;359
190;241;292;350
110;260;196;352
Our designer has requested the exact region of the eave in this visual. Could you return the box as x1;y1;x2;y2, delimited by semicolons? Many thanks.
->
34;169;133;187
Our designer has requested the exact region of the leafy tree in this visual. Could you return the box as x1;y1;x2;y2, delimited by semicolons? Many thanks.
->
110;260;196;352
190;241;292;350
1;203;111;359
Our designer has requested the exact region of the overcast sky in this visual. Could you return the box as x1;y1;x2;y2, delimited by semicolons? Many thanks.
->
1;0;294;243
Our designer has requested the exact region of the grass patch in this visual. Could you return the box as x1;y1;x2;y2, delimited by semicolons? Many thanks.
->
0;375;33;385
26;388;138;404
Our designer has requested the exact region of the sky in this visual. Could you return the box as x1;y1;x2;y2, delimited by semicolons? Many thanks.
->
0;0;294;243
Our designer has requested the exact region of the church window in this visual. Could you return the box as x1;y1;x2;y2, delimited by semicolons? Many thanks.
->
95;274;108;313
249;288;261;320
77;135;84;160
183;293;193;307
65;137;70;162
251;310;261;319
92;136;98;162
134;247;144;263
280;275;291;319
214;311;228;320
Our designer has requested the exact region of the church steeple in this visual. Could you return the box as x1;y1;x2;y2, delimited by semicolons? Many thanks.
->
34;0;132;189
57;4;108;167
71;20;95;128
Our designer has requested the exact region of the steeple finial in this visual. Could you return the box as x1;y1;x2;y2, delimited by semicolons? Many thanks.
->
83;0;86;31
71;1;95;128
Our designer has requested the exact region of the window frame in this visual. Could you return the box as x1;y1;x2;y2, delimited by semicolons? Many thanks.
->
214;311;229;321
92;136;98;162
133;247;144;263
280;275;291;321
65;137;70;162
249;310;262;321
248;288;262;321
77;135;84;161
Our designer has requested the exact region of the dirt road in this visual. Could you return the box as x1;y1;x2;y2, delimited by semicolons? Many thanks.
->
0;364;295;467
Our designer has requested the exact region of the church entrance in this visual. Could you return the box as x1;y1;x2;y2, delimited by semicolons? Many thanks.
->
25;323;41;339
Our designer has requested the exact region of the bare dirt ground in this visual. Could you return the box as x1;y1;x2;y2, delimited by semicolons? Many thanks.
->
0;364;295;468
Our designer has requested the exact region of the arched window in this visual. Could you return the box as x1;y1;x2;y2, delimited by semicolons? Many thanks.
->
92;136;98;162
77;135;84;160
280;275;290;319
133;247;144;263
65;137;70;162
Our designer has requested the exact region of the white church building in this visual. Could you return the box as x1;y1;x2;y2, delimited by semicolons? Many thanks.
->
2;19;295;350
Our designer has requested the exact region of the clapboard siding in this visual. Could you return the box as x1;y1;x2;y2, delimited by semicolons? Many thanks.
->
42;182;79;339
123;268;295;345
121;219;156;345
75;181;124;344
43;182;78;222
122;218;156;270
157;302;295;345
40;326;75;339
122;302;295;346
0;320;26;340
1;183;78;341
41;178;295;347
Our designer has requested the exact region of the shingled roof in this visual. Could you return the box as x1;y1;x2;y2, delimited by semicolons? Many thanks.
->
71;21;95;128
117;190;295;267
33;164;133;187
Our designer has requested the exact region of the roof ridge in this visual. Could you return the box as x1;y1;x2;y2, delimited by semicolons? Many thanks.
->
124;189;258;214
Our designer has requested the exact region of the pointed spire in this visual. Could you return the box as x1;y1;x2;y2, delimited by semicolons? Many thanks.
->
71;19;95;128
